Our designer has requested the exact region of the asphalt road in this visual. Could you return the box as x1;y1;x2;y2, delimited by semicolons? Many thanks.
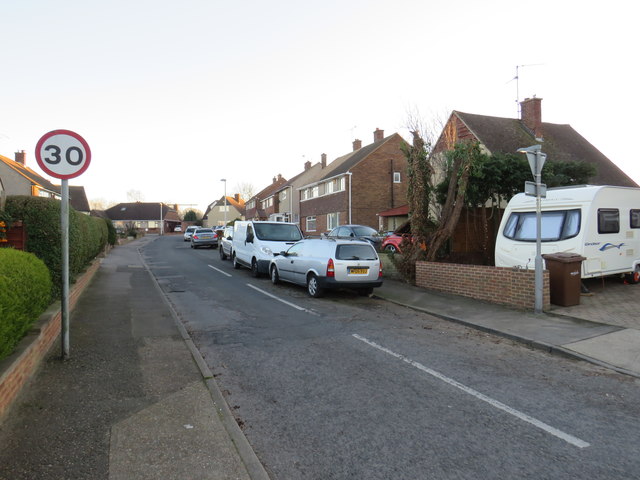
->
143;236;640;480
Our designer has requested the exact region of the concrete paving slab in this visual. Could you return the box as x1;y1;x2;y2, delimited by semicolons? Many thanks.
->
562;329;640;374
109;381;250;480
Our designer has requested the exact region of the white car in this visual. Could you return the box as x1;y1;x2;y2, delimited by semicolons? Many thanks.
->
183;225;198;241
269;238;383;297
174;225;182;232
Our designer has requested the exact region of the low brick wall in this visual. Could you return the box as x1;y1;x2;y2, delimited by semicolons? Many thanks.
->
0;255;103;422
415;261;550;310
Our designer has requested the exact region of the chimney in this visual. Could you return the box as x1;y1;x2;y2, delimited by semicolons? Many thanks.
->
277;173;283;181
15;150;26;166
273;176;277;183
520;97;543;139
373;128;384;142
173;204;178;211
321;153;327;168
304;160;311;170
234;193;241;203
352;139;362;151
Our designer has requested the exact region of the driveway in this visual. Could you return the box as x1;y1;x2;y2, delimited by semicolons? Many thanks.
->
549;276;640;329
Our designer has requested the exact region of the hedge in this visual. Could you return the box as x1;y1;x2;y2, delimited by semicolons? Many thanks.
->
4;196;109;299
0;248;52;360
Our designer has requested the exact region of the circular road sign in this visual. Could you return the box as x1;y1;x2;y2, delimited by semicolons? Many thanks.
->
35;130;91;180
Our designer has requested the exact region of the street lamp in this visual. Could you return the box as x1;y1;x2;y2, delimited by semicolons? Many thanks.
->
220;178;227;227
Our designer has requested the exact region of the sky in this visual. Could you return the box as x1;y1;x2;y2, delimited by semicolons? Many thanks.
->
2;0;639;214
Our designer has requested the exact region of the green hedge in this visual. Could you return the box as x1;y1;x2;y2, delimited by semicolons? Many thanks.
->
5;196;108;299
0;248;52;360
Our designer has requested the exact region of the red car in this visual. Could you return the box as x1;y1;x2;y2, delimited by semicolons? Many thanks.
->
381;223;412;253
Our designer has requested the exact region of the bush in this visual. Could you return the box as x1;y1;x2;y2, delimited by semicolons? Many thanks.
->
0;248;52;360
5;196;108;299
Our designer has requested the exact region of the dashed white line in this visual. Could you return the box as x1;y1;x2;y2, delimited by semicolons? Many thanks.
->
247;284;319;316
208;265;232;277
352;334;591;449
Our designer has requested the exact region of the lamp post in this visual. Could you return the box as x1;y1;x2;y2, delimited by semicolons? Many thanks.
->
220;178;227;227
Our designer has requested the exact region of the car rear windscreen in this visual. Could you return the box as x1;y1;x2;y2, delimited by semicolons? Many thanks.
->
336;244;377;260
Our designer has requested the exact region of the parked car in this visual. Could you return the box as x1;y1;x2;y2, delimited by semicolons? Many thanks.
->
232;221;303;276
269;238;383;297
326;225;382;250
381;222;412;253
190;228;218;249
219;226;234;260
174;225;182;232
183;225;198;241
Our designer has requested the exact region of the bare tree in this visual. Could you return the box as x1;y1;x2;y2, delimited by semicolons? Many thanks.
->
126;189;144;202
233;182;256;202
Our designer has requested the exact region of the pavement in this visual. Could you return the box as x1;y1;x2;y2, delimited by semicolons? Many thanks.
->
1;236;639;479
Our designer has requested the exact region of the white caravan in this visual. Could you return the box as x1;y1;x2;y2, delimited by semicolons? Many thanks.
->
232;221;303;276
495;185;640;282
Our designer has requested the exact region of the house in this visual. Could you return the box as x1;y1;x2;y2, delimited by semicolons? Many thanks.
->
271;157;326;224
245;174;288;220
298;128;408;235
202;194;245;228
69;186;91;214
433;97;638;188
430;97;638;263
0;151;93;213
104;202;181;234
0;151;61;200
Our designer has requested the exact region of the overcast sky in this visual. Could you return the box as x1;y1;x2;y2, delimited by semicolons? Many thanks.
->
2;0;638;213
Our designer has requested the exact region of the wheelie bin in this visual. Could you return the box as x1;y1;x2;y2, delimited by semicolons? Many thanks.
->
542;252;586;307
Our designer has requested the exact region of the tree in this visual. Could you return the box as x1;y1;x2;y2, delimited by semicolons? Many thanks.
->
183;210;198;222
126;189;144;202
233;182;255;202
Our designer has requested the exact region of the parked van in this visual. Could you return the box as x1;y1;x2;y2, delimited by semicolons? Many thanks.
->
232;221;303;276
495;185;640;282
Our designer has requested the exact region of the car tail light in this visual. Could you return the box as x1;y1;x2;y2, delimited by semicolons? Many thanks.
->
326;258;335;278
193;234;198;240
378;259;383;278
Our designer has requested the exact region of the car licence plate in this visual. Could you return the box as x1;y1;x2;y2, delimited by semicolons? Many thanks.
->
348;267;369;275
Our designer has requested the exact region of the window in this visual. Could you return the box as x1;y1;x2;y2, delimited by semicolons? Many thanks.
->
280;190;287;200
301;189;308;200
631;209;640;228
312;186;319;198
327;212;340;230
306;216;317;232
503;209;581;242
598;209;619;234
219;205;229;212
393;172;401;183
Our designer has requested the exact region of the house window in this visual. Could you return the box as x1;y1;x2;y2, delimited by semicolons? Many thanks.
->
312;186;319;198
631;209;640;228
280;190;287;200
219;205;229;212
306;216;317;232
327;212;340;230
598;209;619;234
393;172;401;183
326;180;334;194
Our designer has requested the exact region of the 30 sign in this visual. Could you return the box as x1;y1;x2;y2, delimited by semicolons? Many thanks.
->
35;130;91;179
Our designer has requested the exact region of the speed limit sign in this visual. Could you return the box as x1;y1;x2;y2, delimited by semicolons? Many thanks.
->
35;129;91;179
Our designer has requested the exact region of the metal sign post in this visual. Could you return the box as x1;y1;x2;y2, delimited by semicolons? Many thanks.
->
518;145;547;314
36;130;91;359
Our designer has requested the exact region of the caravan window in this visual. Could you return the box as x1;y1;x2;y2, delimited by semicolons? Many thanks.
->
598;209;619;234
631;209;640;228
503;209;581;242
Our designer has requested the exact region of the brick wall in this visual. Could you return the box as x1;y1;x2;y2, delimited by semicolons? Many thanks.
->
0;255;103;422
415;261;550;310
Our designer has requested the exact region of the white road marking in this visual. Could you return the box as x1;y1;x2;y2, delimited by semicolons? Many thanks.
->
208;265;232;277
352;334;591;449
247;284;319;316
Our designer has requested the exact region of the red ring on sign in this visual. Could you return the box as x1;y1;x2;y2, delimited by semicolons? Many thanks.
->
35;129;91;180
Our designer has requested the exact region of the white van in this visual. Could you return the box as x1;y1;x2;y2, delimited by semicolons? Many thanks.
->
495;185;640;282
232;221;303;276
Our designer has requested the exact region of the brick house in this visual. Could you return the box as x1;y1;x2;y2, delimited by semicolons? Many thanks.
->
105;202;181;234
245;174;288;220
202;194;245;228
298;128;408;236
271;157;326;224
430;97;638;263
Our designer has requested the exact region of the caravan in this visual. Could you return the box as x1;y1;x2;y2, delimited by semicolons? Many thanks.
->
495;185;640;282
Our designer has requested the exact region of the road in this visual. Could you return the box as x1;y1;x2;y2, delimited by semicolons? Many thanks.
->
143;235;640;480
